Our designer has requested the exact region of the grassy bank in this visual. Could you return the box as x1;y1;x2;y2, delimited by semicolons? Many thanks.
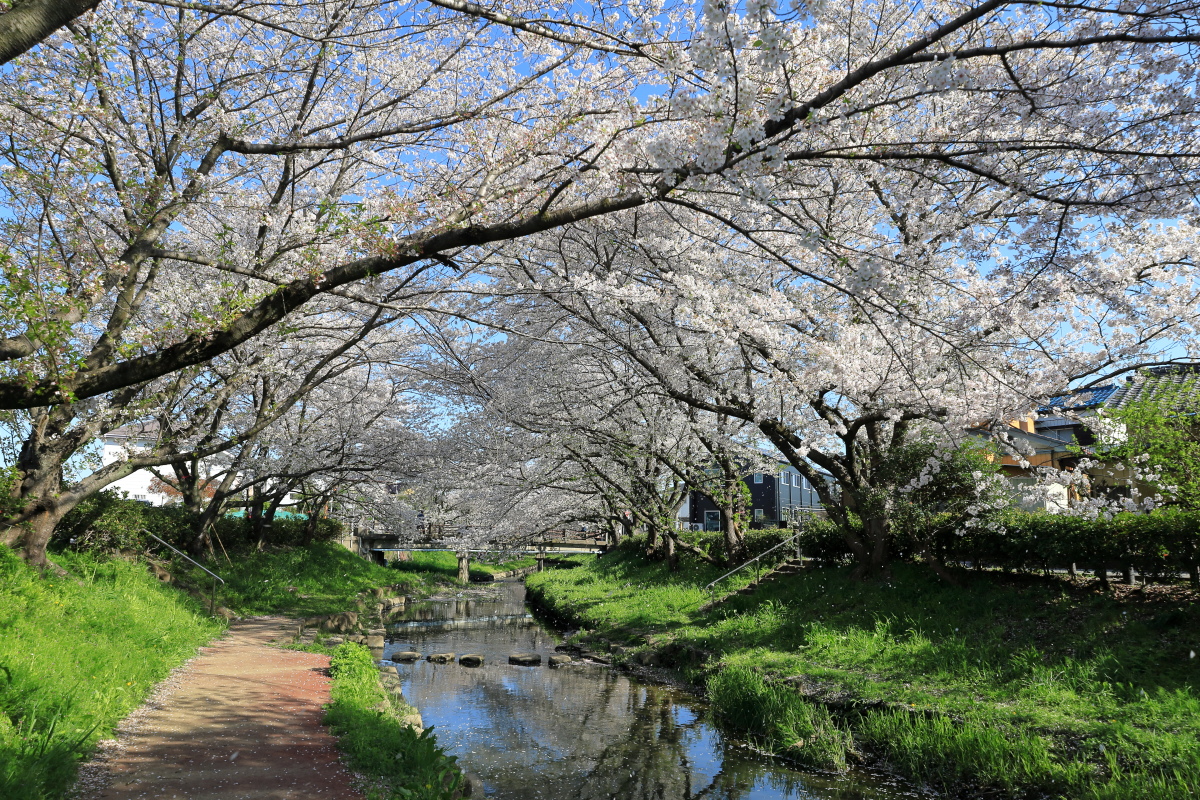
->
527;546;1200;799
187;542;429;617
389;550;538;583
325;643;460;799
1;536;467;799
0;546;223;800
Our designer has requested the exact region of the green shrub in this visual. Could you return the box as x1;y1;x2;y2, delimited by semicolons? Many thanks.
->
53;492;345;557
53;493;195;552
952;508;1200;578
681;506;1200;578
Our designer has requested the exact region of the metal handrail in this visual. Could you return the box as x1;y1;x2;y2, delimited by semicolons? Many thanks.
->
704;530;804;594
703;511;823;600
143;531;225;616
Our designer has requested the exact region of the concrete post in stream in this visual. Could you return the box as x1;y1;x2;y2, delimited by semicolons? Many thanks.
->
537;546;546;573
457;551;470;583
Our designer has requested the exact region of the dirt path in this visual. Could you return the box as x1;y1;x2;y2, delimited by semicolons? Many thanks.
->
77;616;364;800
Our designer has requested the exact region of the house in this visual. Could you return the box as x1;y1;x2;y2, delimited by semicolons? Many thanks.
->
976;365;1200;510
681;461;825;531
1038;366;1200;444
97;422;173;506
971;421;1079;512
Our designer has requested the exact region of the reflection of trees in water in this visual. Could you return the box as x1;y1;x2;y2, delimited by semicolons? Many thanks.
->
396;590;904;800
443;663;632;778
401;599;516;621
409;648;761;800
575;685;699;800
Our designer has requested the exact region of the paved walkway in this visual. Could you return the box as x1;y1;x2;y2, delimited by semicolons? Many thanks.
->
83;617;363;800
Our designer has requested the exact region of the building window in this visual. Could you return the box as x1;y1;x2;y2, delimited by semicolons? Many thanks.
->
753;508;764;521
753;473;763;484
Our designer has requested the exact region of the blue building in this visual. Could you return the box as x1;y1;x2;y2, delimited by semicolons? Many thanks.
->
682;461;825;531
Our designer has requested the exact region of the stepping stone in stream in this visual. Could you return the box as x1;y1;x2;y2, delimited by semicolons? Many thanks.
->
366;635;385;649
547;654;572;667
509;653;541;666
459;654;484;667
426;653;456;664
391;651;422;662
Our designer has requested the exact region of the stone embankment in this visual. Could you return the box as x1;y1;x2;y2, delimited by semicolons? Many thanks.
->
374;663;426;732
298;585;410;645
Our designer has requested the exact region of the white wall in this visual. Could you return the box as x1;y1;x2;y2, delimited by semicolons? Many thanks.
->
99;439;172;506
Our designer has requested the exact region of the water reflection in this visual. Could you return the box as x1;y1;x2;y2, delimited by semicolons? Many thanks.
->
384;585;926;800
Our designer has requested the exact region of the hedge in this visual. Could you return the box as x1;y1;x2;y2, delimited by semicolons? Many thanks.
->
668;519;851;565
672;509;1200;581
948;508;1200;580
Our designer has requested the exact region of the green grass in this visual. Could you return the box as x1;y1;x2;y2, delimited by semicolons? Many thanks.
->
707;665;852;771
526;547;766;640
0;545;223;800
389;551;538;583
527;546;1200;798
325;643;461;800
186;542;429;616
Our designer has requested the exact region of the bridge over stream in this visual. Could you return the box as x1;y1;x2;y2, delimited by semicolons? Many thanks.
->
356;528;609;570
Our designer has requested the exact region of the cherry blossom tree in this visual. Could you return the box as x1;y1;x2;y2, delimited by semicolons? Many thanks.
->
418;309;783;565
467;195;1198;576
0;299;415;564
3;0;1199;412
3;0;1200;573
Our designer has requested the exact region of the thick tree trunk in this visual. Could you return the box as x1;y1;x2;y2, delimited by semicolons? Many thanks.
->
618;516;632;543
254;502;279;552
664;533;678;571
0;411;93;568
303;510;321;546
848;516;892;581
457;551;470;583
0;0;101;66
1;503;65;569
189;497;226;557
720;509;744;566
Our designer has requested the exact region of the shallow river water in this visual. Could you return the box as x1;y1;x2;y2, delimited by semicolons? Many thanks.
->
381;582;927;800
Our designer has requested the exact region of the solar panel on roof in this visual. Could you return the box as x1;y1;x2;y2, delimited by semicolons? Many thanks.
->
1039;384;1117;413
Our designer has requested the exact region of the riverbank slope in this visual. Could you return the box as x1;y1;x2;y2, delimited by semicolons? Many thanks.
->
526;546;1200;800
0;547;222;800
0;542;457;800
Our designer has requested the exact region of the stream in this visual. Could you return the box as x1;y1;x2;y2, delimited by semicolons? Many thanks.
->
381;581;928;800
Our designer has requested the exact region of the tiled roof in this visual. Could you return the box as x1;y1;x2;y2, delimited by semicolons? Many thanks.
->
1039;366;1200;416
1106;365;1200;413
